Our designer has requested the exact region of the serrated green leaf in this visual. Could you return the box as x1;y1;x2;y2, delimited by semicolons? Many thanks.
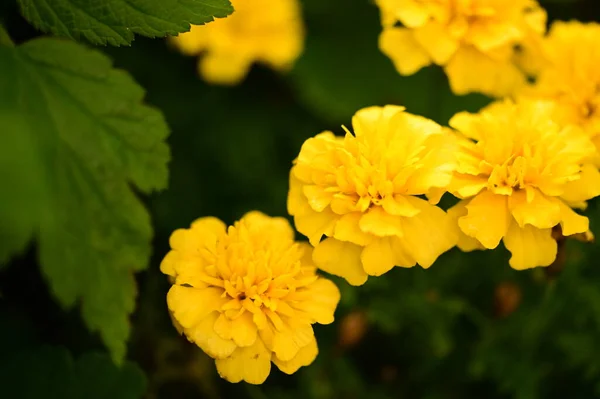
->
18;0;233;46
0;37;170;362
0;346;146;399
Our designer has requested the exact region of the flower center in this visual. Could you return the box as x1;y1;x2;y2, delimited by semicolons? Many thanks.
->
487;155;529;194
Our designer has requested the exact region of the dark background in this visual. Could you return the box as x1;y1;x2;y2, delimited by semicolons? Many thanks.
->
2;0;600;398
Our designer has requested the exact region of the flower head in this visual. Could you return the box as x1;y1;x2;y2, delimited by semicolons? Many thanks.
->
376;0;546;96
288;105;458;286
171;0;304;85
447;99;600;269
520;21;600;162
161;212;340;384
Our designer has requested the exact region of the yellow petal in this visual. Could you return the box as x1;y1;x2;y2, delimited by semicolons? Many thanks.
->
230;311;259;347
445;46;525;97
273;336;318;375
508;189;561;229
190;216;227;237
215;338;271;384
561;164;600;204
400;197;457;268
448;174;488;198
199;53;252;86
467;21;521;53
503;221;557;270
312;238;368;286
289;278;340;325
381;194;420;217
188;312;237;359
447;200;485;252
242;211;295;241
333;212;373;246
167;286;226;329
303;185;333;212
414;21;459;65
293;208;338;246
557;200;589;236
361;237;401;276
459;191;510;249
359;206;403;237
272;322;314;362
159;250;208;287
378;0;429;28
352;105;406;138
379;27;431;75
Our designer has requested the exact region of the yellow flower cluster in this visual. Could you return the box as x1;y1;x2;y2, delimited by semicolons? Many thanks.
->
162;0;600;386
375;0;547;96
288;106;458;285
171;0;304;85
447;100;600;269
518;21;600;162
161;212;340;384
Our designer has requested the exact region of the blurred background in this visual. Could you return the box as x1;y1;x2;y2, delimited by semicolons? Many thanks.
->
2;0;600;398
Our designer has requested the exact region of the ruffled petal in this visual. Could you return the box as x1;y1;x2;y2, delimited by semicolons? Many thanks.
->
333;212;373;246
379;27;432;75
188;312;237;359
557;200;589;236
447;200;485;252
458;191;510;249
312;238;369;286
361;237;400;275
272;322;314;362
288;278;340;325
414;21;459;65
167;286;227;329
273;336;318;375
445;46;525;96
561;164;600;204
215;338;271;384
242;211;295;241
400;197;457;268
359;206;404;237
508;189;561;229
503;221;557;270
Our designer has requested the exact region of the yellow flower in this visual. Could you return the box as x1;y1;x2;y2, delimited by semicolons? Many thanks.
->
161;212;340;384
376;0;546;97
171;0;304;85
520;21;600;162
288;105;458;286
447;99;600;270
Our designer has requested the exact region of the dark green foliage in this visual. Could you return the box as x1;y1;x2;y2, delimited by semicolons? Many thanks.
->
18;0;233;46
1;0;600;398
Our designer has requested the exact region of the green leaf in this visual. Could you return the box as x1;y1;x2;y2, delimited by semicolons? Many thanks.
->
0;346;146;399
18;0;233;46
0;37;170;362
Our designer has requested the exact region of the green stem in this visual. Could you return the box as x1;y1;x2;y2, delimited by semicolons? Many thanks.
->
0;24;14;47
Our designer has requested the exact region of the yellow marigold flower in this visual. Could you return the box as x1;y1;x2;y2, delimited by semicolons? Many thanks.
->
447;99;600;270
520;21;600;162
376;0;546;97
171;0;304;85
161;211;340;384
288;105;458;286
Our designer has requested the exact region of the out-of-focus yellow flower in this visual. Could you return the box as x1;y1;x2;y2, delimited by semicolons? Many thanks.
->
376;0;546;97
171;0;304;85
447;99;600;270
520;21;600;162
288;106;458;286
161;212;340;384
